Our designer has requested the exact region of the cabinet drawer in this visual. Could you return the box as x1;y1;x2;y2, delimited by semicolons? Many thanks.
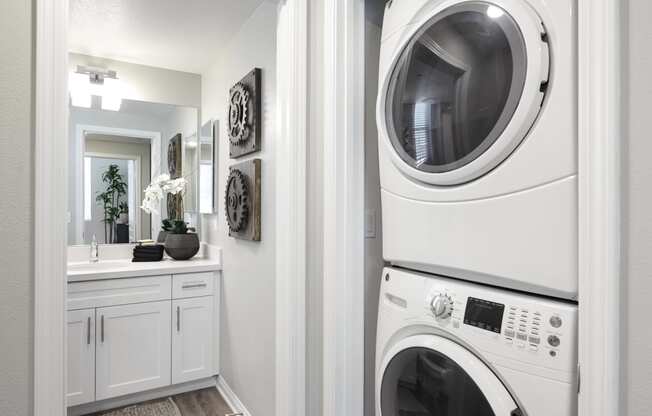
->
67;275;172;310
172;272;214;299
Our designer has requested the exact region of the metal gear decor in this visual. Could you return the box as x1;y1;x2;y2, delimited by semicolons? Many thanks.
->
225;159;261;241
225;168;250;233
228;84;251;146
228;68;261;159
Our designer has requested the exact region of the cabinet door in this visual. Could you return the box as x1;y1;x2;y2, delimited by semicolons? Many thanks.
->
172;297;214;384
67;309;95;406
96;301;171;400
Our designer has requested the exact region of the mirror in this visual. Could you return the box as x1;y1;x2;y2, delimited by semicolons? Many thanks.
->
199;120;217;214
67;96;201;245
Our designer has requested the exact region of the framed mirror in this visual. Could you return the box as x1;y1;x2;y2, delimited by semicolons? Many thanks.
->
199;119;217;214
67;96;201;245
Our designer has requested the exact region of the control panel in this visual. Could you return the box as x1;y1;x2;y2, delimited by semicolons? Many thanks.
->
423;280;577;372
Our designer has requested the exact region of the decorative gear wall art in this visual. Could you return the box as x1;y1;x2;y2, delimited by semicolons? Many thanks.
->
228;68;261;159
225;169;249;233
225;159;261;241
228;84;250;146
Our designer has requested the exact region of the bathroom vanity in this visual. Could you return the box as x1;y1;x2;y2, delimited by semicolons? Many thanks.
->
65;251;221;409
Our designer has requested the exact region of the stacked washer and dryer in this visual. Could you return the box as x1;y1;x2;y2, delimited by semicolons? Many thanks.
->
374;1;578;415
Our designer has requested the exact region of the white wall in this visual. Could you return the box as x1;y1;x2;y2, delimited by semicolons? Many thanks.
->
622;0;652;414
0;0;33;414
69;53;202;108
363;18;384;416
200;2;278;415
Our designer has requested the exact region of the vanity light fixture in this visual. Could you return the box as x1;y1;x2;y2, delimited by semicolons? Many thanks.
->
69;65;123;111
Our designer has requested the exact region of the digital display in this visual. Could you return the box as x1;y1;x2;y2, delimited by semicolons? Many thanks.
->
464;297;505;333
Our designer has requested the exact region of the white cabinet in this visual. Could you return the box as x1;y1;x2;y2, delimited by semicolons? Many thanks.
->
172;297;214;384
66;271;220;407
95;301;172;400
66;309;95;406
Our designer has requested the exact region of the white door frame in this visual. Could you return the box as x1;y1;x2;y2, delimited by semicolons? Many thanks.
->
84;151;142;243
577;0;622;414
275;1;308;416
34;0;68;415
73;124;161;244
321;1;366;415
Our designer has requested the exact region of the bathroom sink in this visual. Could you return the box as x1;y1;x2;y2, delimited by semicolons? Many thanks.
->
67;261;132;273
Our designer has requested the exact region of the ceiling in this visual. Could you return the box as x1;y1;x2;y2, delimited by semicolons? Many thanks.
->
69;0;267;74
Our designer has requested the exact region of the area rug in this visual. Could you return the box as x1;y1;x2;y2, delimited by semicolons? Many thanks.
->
98;398;181;416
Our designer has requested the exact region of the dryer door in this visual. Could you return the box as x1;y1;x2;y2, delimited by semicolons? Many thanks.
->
381;0;549;185
378;335;519;416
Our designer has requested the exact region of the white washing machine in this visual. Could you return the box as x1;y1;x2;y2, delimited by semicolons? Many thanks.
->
376;0;577;299
376;267;578;416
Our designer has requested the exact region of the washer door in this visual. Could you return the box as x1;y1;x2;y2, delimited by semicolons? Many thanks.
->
381;0;549;185
378;335;519;415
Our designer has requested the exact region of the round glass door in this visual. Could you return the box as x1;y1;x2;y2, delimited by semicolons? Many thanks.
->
378;335;519;416
381;347;495;415
386;1;530;180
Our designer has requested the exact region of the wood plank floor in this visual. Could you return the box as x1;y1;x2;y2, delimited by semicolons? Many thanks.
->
88;388;233;416
173;388;233;416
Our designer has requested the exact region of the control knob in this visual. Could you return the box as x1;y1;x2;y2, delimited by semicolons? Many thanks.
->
431;294;454;319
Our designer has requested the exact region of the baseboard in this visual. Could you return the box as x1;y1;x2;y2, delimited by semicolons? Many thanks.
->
67;377;217;416
215;375;252;416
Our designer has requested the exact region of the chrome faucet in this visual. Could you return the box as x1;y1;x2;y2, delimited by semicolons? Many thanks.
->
90;234;99;263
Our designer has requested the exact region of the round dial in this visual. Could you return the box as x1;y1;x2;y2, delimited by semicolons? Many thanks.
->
430;294;454;319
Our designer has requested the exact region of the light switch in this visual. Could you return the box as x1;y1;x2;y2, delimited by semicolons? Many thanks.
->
365;209;376;238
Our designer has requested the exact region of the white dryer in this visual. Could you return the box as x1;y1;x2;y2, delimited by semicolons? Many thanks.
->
376;267;578;416
376;0;577;299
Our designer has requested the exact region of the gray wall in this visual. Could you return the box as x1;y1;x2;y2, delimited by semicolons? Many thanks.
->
0;0;33;415
200;2;278;415
622;0;652;414
364;17;384;416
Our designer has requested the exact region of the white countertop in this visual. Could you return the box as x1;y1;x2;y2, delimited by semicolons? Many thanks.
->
67;257;222;282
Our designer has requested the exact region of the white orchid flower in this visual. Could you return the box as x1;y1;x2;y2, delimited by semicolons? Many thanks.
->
140;175;188;214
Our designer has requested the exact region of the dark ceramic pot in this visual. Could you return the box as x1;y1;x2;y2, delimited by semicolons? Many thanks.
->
157;230;169;244
164;233;200;260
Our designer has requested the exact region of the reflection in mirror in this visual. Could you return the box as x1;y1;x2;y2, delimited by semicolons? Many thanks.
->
199;120;216;214
67;97;200;245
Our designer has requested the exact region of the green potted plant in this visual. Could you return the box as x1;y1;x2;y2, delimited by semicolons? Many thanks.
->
96;164;128;243
164;220;200;260
157;219;173;243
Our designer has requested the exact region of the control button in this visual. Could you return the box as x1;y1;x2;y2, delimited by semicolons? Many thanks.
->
529;344;539;351
431;294;454;319
549;350;557;357
505;338;513;344
516;332;528;341
548;335;561;347
550;316;562;328
504;329;515;338
529;336;540;344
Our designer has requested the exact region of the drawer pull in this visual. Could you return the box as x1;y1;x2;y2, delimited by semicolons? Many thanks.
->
87;316;91;345
182;283;207;289
177;306;181;332
100;315;105;343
